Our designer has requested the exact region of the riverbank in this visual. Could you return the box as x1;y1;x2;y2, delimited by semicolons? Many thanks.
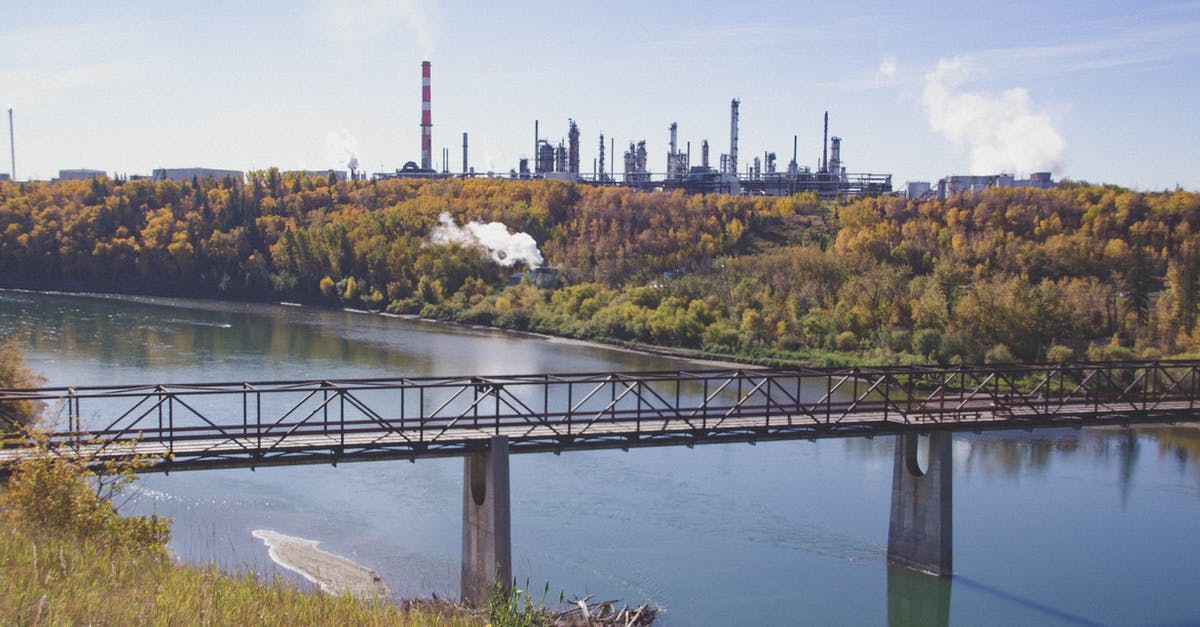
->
377;308;756;370
0;522;478;625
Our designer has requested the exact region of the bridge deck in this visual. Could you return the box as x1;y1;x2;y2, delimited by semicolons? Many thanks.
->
2;362;1199;472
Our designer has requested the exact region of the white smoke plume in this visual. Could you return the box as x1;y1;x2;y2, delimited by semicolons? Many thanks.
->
429;212;543;268
321;0;436;57
922;57;1065;175
325;129;359;171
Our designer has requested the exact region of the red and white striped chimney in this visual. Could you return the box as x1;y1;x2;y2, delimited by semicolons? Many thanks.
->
421;61;432;171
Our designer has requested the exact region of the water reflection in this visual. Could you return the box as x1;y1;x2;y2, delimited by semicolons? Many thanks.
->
0;290;676;384
1144;426;1200;484
844;427;1200;495
887;563;950;627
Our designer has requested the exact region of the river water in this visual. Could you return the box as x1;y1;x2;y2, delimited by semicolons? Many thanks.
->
2;289;1199;626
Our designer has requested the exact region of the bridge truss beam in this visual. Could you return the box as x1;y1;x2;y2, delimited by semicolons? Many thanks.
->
1;361;1198;473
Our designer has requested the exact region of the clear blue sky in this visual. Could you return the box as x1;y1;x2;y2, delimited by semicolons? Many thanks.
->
3;0;1198;190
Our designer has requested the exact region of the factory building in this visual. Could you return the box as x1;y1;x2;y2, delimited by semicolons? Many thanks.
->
929;172;1054;200
152;168;244;183
54;169;106;181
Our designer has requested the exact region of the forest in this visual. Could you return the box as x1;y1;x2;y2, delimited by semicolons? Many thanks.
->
1;172;1197;366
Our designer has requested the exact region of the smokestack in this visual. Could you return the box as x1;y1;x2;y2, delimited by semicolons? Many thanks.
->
729;99;739;176
421;61;432;171
462;132;468;175
702;140;710;168
821;111;828;173
7;107;13;181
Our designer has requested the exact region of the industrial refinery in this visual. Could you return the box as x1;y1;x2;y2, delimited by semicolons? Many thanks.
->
5;61;1063;199
375;62;894;199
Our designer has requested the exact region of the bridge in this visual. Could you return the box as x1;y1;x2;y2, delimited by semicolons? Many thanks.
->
3;360;1199;606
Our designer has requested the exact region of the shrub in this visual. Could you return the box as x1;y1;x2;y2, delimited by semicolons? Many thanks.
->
984;344;1016;364
1045;344;1075;363
911;329;941;359
0;428;170;554
834;331;858;352
0;337;44;432
937;331;975;364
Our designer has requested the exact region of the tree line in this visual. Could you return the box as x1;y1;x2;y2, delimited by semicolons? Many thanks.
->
1;172;1197;365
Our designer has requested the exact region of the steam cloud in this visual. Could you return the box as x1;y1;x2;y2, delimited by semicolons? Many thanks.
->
323;0;436;57
922;57;1065;175
429;212;543;268
325;129;359;172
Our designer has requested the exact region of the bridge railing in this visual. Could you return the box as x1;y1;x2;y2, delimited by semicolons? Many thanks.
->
1;360;1198;467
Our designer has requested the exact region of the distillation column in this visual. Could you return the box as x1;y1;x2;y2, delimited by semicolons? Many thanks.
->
729;99;739;176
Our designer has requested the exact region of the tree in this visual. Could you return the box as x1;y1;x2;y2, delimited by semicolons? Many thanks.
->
0;336;43;431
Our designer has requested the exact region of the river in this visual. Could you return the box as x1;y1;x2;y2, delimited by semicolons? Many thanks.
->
2;289;1199;625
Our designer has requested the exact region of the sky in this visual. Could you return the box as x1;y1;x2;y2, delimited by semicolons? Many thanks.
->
2;0;1199;190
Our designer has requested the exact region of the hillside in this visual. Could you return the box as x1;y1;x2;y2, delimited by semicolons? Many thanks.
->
1;174;1197;364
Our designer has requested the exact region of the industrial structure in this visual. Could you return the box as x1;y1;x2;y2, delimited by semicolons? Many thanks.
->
14;61;1071;197
54;168;106;182
152;167;245;182
502;96;891;198
21;60;1066;199
905;172;1055;200
371;61;893;198
8;107;14;182
12;60;908;197
421;61;433;171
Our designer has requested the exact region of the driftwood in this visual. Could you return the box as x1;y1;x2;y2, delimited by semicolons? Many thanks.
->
552;595;658;626
404;592;659;626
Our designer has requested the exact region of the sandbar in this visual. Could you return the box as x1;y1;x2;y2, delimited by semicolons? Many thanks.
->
251;529;389;599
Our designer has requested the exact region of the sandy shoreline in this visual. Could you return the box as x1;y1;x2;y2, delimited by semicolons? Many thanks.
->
251;530;389;599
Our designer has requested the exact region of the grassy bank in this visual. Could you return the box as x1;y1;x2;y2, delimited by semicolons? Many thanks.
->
0;523;476;625
0;421;480;626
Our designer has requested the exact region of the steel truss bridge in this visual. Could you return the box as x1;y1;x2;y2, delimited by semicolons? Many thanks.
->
3;360;1199;473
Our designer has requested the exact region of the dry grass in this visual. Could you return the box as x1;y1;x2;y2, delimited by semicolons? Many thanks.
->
0;420;481;626
0;522;481;626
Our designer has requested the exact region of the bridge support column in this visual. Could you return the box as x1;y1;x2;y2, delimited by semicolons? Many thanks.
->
887;432;952;576
461;435;511;608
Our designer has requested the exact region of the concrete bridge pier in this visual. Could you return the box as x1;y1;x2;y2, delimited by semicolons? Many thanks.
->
887;432;953;576
461;435;512;608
